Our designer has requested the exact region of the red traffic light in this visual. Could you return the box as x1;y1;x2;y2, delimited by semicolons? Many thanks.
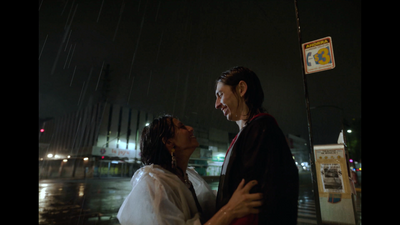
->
40;129;45;133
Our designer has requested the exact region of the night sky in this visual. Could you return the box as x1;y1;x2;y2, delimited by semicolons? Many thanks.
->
39;0;361;145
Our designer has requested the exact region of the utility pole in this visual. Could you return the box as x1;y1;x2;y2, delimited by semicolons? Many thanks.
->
294;1;322;224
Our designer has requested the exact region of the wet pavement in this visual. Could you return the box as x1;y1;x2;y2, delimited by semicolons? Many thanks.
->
39;172;359;225
39;178;131;225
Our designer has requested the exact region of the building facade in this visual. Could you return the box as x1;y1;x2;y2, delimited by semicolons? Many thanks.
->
39;102;230;179
286;133;310;172
39;102;305;179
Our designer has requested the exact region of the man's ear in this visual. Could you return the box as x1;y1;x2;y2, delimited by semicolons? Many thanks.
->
237;80;248;97
162;138;175;153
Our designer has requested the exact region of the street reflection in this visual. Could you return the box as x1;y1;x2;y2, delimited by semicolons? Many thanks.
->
38;174;338;225
39;179;132;224
39;185;47;201
79;184;85;197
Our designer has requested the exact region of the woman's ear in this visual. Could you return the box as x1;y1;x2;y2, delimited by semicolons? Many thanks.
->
162;138;175;153
237;80;248;97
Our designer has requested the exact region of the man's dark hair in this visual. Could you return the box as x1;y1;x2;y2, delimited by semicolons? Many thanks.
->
216;66;265;125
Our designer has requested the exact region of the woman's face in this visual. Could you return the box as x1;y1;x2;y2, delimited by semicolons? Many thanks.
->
215;82;242;121
169;118;199;154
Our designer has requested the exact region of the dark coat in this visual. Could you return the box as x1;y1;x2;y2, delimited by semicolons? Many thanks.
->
216;114;299;224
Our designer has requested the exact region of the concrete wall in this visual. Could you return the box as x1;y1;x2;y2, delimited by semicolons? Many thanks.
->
39;158;94;179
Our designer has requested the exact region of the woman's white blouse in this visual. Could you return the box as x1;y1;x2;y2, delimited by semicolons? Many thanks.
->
117;164;216;225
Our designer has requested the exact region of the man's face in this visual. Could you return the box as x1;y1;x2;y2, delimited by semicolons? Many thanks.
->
215;82;240;121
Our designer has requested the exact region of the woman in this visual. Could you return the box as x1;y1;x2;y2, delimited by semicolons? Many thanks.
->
214;66;299;224
117;115;263;225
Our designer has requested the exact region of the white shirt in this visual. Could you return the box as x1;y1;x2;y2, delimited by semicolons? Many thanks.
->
117;164;216;225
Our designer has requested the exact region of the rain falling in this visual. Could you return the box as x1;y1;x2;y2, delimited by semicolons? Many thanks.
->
39;1;361;224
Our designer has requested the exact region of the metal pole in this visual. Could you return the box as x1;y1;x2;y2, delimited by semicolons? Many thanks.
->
294;1;322;224
341;118;359;225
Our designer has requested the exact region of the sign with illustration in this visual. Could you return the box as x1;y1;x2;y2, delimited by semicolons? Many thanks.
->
302;36;335;74
320;163;344;193
314;144;356;224
314;145;349;196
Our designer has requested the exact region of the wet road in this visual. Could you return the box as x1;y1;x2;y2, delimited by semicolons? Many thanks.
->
39;173;316;225
39;178;131;225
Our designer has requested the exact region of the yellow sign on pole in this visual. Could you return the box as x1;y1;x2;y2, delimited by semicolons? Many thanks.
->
314;144;356;224
302;36;335;74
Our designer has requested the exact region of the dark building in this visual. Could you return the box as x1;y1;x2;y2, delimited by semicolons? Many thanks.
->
39;102;154;178
38;102;232;180
39;102;306;180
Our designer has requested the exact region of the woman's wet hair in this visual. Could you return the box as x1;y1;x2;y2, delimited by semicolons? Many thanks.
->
216;66;265;124
140;115;176;170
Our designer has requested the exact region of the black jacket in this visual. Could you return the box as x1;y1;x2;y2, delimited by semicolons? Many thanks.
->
216;114;299;224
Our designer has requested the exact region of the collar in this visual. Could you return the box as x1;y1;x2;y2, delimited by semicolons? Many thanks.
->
249;112;270;122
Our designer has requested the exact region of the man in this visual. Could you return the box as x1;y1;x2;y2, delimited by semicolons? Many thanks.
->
214;66;299;224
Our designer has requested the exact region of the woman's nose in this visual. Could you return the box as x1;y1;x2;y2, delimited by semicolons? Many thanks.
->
186;126;194;134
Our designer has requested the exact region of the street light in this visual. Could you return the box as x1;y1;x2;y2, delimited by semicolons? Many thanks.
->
347;129;352;133
47;154;53;158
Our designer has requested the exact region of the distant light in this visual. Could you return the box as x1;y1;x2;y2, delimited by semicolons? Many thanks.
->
67;155;70;158
40;128;45;133
145;123;150;126
359;168;362;171
101;156;105;159
54;155;60;158
349;159;353;163
47;154;53;158
111;161;119;164
83;157;89;161
347;129;352;133
63;159;68;162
